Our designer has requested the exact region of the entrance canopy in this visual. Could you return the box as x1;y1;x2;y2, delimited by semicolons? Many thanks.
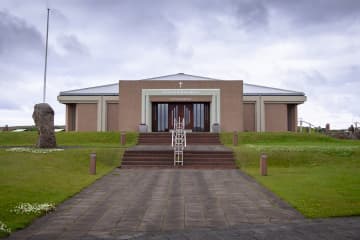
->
141;88;220;132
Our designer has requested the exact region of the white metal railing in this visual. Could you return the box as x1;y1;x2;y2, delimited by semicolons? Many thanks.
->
298;119;360;133
172;117;186;166
354;122;360;131
298;119;317;133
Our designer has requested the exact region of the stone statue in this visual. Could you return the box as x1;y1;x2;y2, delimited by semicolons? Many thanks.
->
32;103;57;148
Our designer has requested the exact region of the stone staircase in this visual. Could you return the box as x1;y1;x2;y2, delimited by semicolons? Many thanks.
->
137;132;221;145
121;133;236;169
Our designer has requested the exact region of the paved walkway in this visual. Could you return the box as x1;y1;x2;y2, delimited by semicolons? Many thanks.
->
7;169;360;240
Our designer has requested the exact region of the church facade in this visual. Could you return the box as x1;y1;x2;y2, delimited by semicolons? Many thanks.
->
57;73;306;132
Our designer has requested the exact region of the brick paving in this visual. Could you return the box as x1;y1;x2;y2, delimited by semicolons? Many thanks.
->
6;169;360;240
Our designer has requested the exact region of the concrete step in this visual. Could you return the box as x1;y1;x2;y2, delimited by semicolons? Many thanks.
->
121;165;236;169
137;133;222;145
122;132;234;168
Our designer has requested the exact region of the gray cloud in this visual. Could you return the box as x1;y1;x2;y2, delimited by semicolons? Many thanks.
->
57;34;89;56
0;10;43;56
0;10;44;88
283;66;360;124
270;0;360;29
0;98;19;110
232;0;269;30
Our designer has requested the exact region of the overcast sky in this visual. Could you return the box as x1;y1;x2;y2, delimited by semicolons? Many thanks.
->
1;0;359;129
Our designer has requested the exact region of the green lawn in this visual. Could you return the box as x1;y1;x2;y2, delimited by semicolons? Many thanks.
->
0;132;137;237
221;132;360;218
0;131;138;147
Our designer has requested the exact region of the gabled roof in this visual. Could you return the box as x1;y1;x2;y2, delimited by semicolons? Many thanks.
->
59;73;305;96
143;73;216;81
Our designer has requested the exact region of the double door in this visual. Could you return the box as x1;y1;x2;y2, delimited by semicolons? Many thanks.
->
152;102;210;132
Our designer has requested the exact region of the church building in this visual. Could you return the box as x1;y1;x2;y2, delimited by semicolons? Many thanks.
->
57;73;306;132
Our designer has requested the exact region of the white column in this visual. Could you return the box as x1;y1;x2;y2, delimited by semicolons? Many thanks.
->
96;96;102;132
216;94;221;123
101;96;107;132
141;90;145;124
146;95;152;131
255;97;261;132
260;96;266;132
210;95;216;132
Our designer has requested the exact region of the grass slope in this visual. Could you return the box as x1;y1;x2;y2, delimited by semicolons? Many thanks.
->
0;132;137;237
221;132;360;218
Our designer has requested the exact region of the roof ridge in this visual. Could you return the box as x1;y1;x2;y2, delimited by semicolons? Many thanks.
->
142;73;220;80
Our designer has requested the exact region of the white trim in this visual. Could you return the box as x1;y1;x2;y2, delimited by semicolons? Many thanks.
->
141;89;221;132
57;95;100;103
262;95;307;103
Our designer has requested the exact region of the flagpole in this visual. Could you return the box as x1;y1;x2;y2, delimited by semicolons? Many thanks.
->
43;8;50;103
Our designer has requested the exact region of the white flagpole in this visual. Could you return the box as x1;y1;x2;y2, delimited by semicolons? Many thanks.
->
43;8;50;103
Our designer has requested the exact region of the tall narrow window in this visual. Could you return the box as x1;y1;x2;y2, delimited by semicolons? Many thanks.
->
154;103;169;132
193;103;210;132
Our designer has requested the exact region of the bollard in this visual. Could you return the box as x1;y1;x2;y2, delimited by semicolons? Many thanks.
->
260;153;267;176
233;131;238;146
120;132;126;146
90;153;96;175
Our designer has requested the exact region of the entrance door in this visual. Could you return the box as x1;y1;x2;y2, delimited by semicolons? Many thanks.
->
152;102;210;132
169;103;193;130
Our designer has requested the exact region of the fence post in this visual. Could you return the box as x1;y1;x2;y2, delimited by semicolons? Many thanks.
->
121;132;126;145
90;153;96;175
260;154;267;176
233;131;238;146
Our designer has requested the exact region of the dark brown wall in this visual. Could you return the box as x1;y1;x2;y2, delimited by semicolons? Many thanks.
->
243;103;256;131
76;103;97;132
65;104;76;131
265;103;287;132
287;104;297;131
107;103;119;131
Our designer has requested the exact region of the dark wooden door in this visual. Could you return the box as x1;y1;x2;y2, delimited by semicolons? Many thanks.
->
152;102;209;132
168;103;193;130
